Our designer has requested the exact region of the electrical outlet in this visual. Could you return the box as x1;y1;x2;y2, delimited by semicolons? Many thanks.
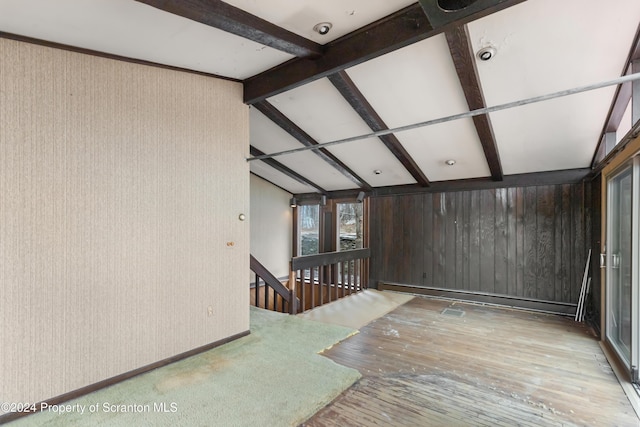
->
207;305;213;317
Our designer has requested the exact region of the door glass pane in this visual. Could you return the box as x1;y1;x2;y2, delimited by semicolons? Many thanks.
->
298;205;319;256
337;202;364;288
337;203;363;251
608;167;633;364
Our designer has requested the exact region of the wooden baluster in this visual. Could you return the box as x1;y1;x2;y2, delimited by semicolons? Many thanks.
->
254;274;259;306
363;258;368;289
332;263;337;301
298;269;305;312
340;262;345;299
331;264;340;299
345;261;349;297
265;282;269;311
344;263;348;296
289;289;295;314
289;268;297;314
318;266;324;306
334;262;340;300
349;261;355;295
327;264;332;303
310;268;315;309
274;290;279;312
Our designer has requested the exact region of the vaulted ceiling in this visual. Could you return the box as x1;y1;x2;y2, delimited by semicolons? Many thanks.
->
2;0;639;197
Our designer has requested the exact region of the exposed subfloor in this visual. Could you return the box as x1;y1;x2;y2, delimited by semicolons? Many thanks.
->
302;296;639;426
297;289;414;329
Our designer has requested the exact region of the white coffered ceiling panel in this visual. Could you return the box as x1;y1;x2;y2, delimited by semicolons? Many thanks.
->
268;77;416;187
250;162;318;195
325;138;416;187
250;108;358;191
468;0;640;105
346;34;470;128
223;0;416;43
468;0;640;174
0;0;293;79
346;33;491;181
397;119;491;181
268;77;374;140
489;89;616;175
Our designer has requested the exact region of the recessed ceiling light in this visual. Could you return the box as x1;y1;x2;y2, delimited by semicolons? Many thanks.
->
477;45;496;61
313;22;332;35
374;170;382;175
445;160;456;166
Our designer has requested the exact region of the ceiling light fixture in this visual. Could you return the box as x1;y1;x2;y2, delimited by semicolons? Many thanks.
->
290;197;297;208
477;45;496;61
374;170;382;175
313;22;332;35
436;0;480;12
445;159;456;166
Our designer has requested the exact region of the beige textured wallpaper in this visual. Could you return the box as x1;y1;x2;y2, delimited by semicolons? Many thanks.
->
0;38;249;407
249;174;292;280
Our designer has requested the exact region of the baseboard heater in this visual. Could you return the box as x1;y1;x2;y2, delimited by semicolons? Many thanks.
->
378;282;577;316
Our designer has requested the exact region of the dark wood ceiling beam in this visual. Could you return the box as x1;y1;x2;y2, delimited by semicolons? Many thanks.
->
592;22;640;167
327;71;430;187
445;25;503;181
244;4;431;104
244;1;525;104
293;168;591;199
250;146;327;194
253;101;372;190
135;0;322;58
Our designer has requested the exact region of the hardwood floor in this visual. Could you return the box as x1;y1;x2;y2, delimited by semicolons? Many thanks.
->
303;297;639;426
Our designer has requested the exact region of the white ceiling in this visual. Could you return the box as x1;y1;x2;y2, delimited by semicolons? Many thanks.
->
468;0;640;175
268;78;417;187
250;108;357;191
1;0;639;195
0;0;293;78
223;0;416;43
346;34;492;181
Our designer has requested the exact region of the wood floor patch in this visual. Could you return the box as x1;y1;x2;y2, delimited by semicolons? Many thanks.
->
303;297;639;427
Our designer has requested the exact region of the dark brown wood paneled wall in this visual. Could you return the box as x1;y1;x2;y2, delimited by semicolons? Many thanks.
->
370;182;591;305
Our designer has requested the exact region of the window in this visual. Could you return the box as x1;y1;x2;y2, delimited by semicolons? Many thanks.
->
297;204;319;256
294;198;368;255
337;202;363;251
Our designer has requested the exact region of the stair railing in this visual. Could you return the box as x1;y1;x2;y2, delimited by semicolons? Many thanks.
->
291;248;370;312
250;255;298;314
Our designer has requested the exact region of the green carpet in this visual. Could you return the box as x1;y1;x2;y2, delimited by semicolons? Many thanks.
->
9;307;360;426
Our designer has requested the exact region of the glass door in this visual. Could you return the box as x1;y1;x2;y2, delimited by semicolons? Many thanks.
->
298;204;320;256
336;202;364;251
606;163;634;369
